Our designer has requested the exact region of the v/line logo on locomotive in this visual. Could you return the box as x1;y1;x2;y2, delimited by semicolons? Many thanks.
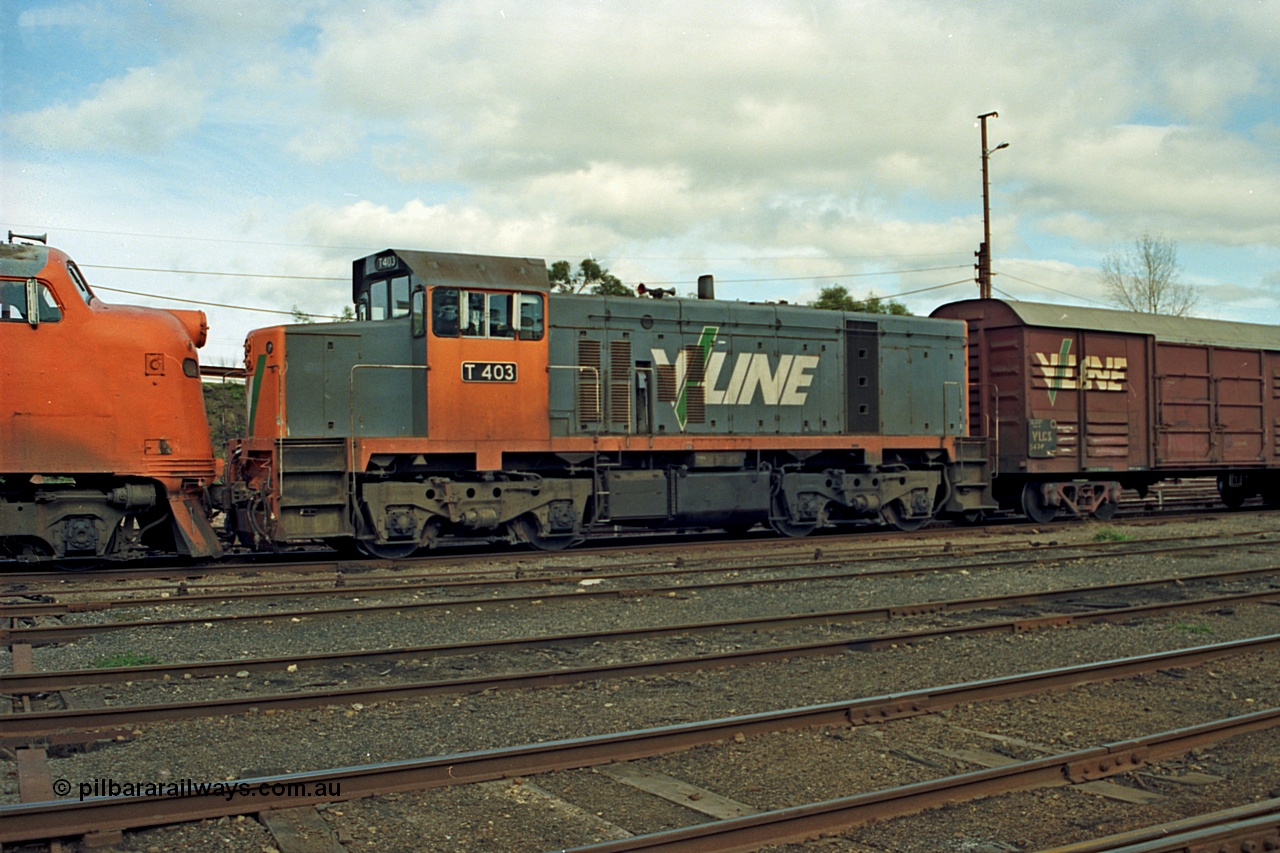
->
1034;338;1129;405
650;326;821;428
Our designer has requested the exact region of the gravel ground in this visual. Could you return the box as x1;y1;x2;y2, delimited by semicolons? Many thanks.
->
4;512;1280;851
20;521;1280;677
90;634;1280;852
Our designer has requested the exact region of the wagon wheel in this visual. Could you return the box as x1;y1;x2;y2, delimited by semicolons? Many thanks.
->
882;499;931;532
357;540;420;560
1092;497;1119;520
515;514;580;551
1217;477;1249;510
1021;482;1058;524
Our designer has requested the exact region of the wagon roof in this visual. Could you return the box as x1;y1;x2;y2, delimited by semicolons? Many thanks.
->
943;299;1280;351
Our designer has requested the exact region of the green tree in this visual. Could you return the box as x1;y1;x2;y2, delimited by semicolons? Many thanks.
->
291;304;357;323
549;258;633;296
809;285;910;315
203;381;245;461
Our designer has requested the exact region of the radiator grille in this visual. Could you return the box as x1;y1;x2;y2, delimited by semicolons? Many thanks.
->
609;340;631;425
577;338;602;423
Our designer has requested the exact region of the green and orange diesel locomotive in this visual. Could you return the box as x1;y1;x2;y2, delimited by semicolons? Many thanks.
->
224;248;992;556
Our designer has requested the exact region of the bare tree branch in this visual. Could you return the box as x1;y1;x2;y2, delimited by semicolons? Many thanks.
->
1101;232;1199;316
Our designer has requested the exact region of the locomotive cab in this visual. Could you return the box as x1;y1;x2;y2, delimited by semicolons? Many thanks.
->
0;240;222;564
228;249;562;555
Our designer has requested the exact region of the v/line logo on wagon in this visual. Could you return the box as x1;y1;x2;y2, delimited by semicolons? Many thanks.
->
1034;338;1129;404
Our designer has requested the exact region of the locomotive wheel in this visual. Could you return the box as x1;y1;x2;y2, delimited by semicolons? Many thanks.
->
54;556;102;572
515;515;579;551
768;517;817;538
356;540;420;560
882;499;930;532
1021;482;1058;524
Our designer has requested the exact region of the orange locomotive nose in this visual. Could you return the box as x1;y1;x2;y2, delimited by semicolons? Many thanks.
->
165;308;210;348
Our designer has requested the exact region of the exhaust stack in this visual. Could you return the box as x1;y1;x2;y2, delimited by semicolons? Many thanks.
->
697;274;714;300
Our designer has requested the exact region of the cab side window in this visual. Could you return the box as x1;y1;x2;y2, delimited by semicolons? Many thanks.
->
67;262;94;305
432;288;542;340
37;284;62;322
463;291;487;337
517;293;544;340
0;281;61;323
488;293;514;339
432;288;459;337
369;281;390;321
390;275;410;318
0;282;25;321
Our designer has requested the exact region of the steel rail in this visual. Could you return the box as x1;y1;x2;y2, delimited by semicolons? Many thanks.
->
1038;798;1280;852
6;563;1280;692
0;640;1276;845
6;528;1277;619
8;523;1273;606
560;708;1280;852
0;525;966;585
1;498;1273;585
8;538;1280;644
5;589;1280;739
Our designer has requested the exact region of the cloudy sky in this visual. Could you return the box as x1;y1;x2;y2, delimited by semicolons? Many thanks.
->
4;1;1279;365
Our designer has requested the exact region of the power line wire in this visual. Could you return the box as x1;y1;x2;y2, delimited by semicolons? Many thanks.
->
9;222;968;263
92;286;344;319
994;270;1111;306
644;264;972;286
82;264;345;282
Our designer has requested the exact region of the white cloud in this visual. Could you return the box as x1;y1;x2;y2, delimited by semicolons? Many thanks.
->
290;199;621;261
6;0;1280;356
4;65;205;154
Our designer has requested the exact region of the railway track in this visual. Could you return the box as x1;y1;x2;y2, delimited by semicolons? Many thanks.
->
2;634;1277;846
4;562;1280;701
0;481;1267;586
5;522;1278;629
4;511;1279;850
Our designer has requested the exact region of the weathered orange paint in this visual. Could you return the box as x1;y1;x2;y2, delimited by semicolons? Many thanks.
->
0;246;220;556
425;288;550;444
241;326;288;440
339;434;955;474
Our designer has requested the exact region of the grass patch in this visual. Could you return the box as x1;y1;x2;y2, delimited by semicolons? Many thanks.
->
92;651;160;668
1172;623;1213;635
1092;527;1131;542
